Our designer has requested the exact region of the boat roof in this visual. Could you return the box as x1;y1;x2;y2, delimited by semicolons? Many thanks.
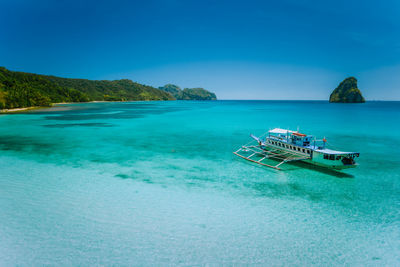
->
315;148;357;155
269;128;295;134
292;132;307;137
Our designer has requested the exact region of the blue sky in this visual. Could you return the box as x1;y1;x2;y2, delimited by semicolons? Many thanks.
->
1;0;399;100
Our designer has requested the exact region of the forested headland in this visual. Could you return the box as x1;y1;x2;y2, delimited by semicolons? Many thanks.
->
0;67;176;109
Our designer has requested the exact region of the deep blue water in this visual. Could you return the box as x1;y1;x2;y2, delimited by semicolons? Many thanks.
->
0;101;399;265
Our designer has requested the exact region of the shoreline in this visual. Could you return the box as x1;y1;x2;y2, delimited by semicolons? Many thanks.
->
0;100;173;114
0;106;45;114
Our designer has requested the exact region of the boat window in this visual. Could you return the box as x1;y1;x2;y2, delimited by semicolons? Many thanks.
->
302;149;305;153
336;156;341;160
329;155;335;160
307;150;311;154
323;154;329;159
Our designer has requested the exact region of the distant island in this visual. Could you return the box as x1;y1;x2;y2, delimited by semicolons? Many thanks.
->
0;67;217;110
329;77;365;103
159;84;217;100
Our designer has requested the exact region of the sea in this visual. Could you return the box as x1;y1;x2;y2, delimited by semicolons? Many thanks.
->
0;100;399;265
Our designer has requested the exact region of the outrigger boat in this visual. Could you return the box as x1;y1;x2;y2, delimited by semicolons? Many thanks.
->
234;128;359;170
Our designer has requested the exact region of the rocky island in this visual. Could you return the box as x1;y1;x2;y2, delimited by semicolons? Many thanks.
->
159;84;217;100
329;77;365;103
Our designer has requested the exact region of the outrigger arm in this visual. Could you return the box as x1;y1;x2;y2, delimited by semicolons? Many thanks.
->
233;138;311;170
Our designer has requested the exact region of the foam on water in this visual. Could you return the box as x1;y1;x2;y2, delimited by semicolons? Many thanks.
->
0;101;399;265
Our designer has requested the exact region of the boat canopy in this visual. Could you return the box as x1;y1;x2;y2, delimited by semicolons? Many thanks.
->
292;132;307;137
269;128;294;134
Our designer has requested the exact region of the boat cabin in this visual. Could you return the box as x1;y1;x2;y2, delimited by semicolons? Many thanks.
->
316;148;360;165
268;128;316;148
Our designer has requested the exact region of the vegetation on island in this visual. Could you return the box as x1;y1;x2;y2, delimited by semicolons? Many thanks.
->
0;67;174;109
159;84;217;100
158;84;182;96
329;77;365;103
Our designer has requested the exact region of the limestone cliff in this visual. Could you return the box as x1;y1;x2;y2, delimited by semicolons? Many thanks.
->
329;77;365;103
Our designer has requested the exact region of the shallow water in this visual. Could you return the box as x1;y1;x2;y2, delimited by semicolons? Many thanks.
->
0;101;399;265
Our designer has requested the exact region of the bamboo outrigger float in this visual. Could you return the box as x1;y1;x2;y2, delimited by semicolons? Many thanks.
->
234;128;359;170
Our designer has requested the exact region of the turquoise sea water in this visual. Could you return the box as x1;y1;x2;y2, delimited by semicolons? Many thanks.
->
0;100;399;265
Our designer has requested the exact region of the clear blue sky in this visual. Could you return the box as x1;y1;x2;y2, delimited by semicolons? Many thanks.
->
1;0;399;100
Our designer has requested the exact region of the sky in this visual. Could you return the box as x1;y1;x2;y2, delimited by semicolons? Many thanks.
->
1;0;399;100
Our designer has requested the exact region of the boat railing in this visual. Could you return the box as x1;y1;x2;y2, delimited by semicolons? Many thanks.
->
312;139;326;149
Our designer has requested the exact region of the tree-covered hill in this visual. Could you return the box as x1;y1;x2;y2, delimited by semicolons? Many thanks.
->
157;84;182;96
0;67;174;109
159;84;217;100
179;88;217;100
45;76;174;102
